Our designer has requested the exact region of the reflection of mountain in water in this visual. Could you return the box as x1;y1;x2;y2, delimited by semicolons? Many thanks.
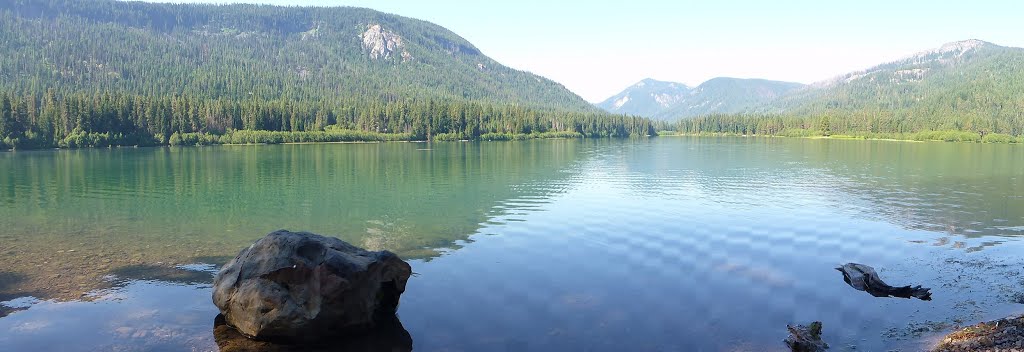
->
792;140;1024;239
583;137;1024;241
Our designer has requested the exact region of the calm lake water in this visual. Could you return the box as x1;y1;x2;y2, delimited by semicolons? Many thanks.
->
1;137;1023;351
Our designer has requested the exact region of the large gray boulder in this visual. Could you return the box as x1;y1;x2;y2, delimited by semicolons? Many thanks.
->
212;230;412;342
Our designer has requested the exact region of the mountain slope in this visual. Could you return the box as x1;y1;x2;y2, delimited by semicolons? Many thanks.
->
766;40;1024;134
597;77;803;120
677;40;1024;138
596;79;690;118
662;78;804;119
0;0;595;111
0;0;656;150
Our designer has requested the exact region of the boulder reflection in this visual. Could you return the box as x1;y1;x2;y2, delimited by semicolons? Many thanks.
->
213;314;413;352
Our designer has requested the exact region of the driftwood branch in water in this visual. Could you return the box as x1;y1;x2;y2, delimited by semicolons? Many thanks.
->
835;263;932;301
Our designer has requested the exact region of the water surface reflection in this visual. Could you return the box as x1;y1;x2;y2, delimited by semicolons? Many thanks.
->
1;138;1023;351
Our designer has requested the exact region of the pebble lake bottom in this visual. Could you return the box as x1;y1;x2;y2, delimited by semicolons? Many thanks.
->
1;137;1023;351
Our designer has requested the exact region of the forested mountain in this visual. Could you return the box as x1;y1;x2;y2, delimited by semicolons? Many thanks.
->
0;0;653;149
673;40;1024;140
0;0;594;110
597;77;803;120
756;40;1024;135
661;78;804;119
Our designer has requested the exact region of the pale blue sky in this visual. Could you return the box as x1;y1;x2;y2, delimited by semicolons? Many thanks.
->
143;0;1024;102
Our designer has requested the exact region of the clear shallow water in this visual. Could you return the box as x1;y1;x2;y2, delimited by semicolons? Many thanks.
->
1;137;1023;351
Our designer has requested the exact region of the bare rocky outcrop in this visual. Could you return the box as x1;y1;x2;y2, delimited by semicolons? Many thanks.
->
212;230;412;342
361;24;412;62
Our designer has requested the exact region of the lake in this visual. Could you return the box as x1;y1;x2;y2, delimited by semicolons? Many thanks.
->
1;137;1023;351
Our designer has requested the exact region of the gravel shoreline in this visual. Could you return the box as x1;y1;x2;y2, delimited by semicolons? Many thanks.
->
932;316;1024;351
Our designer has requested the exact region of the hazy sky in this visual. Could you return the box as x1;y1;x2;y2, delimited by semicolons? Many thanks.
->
143;0;1024;102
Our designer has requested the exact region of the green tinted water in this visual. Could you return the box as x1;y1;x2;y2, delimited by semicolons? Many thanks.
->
0;141;580;298
1;137;1023;351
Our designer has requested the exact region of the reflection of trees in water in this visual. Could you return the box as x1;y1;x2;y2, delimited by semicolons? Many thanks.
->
0;141;585;258
803;140;1024;240
588;137;1024;243
0;140;586;299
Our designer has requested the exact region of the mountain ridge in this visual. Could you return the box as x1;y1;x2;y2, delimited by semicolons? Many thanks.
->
596;77;804;120
675;39;1024;139
0;0;655;150
595;78;691;118
0;0;597;112
765;38;1022;122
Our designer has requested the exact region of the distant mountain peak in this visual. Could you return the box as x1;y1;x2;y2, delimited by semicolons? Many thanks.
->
940;39;992;50
915;39;993;58
812;39;1001;89
597;78;690;116
634;78;685;89
597;77;804;120
767;38;1024;117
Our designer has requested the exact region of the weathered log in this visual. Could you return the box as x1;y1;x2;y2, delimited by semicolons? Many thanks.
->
835;263;931;301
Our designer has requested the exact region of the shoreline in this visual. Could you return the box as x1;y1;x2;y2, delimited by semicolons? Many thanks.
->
931;315;1024;351
0;134;599;152
4;131;1021;152
660;133;1023;144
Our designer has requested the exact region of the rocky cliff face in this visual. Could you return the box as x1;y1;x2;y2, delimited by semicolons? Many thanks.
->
361;24;412;62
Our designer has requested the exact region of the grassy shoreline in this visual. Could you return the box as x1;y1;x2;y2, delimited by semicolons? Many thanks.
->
7;128;1021;151
659;129;1024;144
0;129;599;151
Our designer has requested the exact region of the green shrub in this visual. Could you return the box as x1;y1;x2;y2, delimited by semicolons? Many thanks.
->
534;131;584;139
778;128;821;137
431;133;463;141
982;133;1017;144
218;129;412;145
912;130;981;142
479;131;583;141
170;132;221;146
479;132;515;141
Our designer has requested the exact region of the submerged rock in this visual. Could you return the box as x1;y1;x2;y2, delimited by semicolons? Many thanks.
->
836;263;932;301
212;230;412;342
785;321;829;352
